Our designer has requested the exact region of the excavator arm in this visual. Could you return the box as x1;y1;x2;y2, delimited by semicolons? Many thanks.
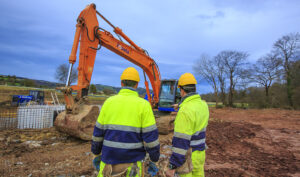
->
66;4;161;108
55;4;163;140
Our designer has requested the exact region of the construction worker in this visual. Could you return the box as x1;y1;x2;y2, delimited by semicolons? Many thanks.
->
166;73;209;177
91;67;160;177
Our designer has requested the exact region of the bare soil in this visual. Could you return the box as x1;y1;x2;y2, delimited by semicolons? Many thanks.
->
206;108;300;177
0;108;299;177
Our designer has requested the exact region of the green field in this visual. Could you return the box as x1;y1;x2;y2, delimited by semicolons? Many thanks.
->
0;85;55;91
206;102;248;108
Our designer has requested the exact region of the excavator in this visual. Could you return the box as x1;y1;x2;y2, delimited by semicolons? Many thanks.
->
55;3;180;140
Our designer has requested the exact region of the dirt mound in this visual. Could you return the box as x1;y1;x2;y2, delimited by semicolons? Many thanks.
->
144;118;299;177
205;119;299;177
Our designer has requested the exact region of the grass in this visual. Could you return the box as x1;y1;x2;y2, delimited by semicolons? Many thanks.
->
88;95;108;101
0;85;55;91
0;85;62;104
206;102;218;107
206;101;249;108
233;102;249;108
0;85;112;106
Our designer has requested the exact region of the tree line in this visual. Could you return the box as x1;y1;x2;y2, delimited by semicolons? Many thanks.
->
194;32;300;109
0;75;36;87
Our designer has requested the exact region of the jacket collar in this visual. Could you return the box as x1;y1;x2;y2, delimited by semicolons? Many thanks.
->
179;92;201;107
121;86;137;91
119;87;138;96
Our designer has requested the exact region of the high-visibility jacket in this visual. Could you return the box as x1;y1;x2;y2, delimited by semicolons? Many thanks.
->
170;93;209;168
91;88;160;164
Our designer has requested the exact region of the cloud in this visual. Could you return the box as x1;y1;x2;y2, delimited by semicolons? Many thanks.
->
195;11;225;19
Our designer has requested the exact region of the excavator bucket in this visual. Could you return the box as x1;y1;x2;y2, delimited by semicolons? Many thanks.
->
54;105;100;140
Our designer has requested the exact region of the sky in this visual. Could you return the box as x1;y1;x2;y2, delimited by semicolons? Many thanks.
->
0;0;299;93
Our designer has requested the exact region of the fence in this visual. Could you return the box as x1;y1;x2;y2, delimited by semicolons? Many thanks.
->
0;111;17;129
0;105;65;130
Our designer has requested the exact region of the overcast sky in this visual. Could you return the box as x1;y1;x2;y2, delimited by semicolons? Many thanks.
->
0;0;299;93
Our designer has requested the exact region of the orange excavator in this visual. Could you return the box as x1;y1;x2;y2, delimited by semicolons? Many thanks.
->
55;4;180;140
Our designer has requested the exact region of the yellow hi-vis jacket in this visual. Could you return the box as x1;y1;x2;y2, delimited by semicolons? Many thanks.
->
91;88;160;164
170;93;209;168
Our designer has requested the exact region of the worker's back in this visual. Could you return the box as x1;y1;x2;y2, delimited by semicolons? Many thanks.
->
178;94;209;150
175;94;209;137
168;73;208;177
170;94;209;168
100;89;149;128
180;94;209;136
92;88;160;164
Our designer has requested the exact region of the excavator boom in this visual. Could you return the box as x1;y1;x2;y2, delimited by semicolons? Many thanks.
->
67;4;161;106
55;4;166;140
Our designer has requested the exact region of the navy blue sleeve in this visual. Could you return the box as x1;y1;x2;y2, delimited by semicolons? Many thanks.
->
142;126;160;162
91;122;105;155
169;132;191;168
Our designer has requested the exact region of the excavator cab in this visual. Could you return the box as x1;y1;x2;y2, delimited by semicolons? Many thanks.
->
158;80;181;112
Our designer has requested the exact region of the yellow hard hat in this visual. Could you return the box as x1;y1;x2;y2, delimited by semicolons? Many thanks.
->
178;73;197;87
120;67;140;82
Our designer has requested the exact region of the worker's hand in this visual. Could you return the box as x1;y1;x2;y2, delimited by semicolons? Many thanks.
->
165;169;175;177
92;154;101;171
172;104;179;111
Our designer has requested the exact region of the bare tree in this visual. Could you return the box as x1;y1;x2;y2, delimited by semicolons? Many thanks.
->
214;55;227;106
236;69;252;107
251;53;282;105
193;54;219;106
55;64;78;85
273;32;300;107
215;50;249;107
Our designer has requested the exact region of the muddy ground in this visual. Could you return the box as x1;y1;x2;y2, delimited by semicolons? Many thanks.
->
0;108;299;177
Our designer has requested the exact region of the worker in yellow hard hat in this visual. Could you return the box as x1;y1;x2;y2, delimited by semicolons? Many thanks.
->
91;67;160;177
166;73;209;177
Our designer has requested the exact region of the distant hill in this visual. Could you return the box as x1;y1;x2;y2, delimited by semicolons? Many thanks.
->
0;74;151;95
0;74;63;88
95;84;151;95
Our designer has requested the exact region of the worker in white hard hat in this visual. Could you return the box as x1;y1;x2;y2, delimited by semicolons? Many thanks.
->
91;67;160;177
166;73;209;177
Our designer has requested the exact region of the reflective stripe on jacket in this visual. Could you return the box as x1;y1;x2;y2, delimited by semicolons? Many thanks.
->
91;88;160;164
170;94;209;168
